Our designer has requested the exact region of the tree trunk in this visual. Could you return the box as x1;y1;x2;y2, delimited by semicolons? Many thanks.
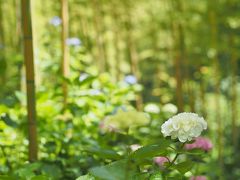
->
91;0;107;73
112;2;121;81
200;75;207;117
208;2;223;172
0;0;6;87
171;21;184;112
124;1;143;110
61;0;69;108
21;0;38;162
229;34;238;149
170;0;184;112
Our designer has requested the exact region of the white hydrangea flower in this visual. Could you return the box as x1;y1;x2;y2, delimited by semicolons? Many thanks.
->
161;112;207;142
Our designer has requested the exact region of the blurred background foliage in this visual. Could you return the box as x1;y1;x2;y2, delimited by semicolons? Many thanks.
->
0;0;240;179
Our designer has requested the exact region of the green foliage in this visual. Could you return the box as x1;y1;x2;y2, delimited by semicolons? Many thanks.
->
130;141;170;159
76;174;95;180
89;160;137;180
1;0;240;179
173;161;194;175
86;147;122;160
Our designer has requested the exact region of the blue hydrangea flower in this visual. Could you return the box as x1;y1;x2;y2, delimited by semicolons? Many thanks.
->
79;73;89;82
66;37;81;46
124;75;137;84
49;16;62;26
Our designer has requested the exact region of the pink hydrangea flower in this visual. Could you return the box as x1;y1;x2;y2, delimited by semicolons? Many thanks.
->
185;137;213;152
130;144;141;152
190;176;207;180
154;156;169;167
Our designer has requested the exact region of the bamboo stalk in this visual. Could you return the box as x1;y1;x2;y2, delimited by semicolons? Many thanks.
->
168;0;184;112
173;40;184;113
200;74;207;117
111;1;121;81
123;1;143;110
169;1;184;112
61;0;69;108
0;0;4;48
16;0;24;92
91;0;106;73
208;2;223;173
21;0;38;162
0;0;6;86
229;34;238;149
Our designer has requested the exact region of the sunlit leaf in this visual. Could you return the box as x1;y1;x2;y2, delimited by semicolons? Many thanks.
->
76;174;95;180
90;160;137;180
131;140;170;159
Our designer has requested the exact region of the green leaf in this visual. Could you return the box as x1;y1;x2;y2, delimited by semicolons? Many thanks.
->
131;140;170;159
0;176;18;180
41;164;62;179
76;174;95;180
15;91;26;104
150;172;163;180
15;163;41;178
87;147;121;160
0;113;18;128
78;76;96;86
90;160;137;180
31;175;50;180
174;161;194;174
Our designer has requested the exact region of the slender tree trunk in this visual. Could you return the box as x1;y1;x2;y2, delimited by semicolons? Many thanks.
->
189;82;195;112
178;23;188;112
16;0;24;92
91;0;106;73
171;20;184;112
61;0;69;108
77;4;93;65
16;0;22;48
170;0;184;112
174;43;184;112
209;2;223;173
177;0;194;112
21;0;38;162
112;2;121;81
200;75;207;117
229;34;238;149
100;3;109;72
126;26;138;80
0;0;4;48
0;0;6;87
124;1;143;110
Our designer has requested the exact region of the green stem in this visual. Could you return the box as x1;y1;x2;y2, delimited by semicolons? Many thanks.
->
166;143;185;170
166;153;179;169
